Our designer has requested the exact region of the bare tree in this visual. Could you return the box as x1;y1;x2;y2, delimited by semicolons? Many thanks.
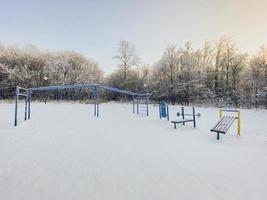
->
161;45;180;85
113;41;140;81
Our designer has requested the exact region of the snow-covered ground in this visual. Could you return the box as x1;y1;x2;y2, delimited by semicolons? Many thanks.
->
0;102;267;200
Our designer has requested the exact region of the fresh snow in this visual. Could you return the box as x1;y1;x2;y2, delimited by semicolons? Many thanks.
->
0;102;267;200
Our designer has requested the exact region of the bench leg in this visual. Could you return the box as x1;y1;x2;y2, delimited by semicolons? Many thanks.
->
217;132;220;140
174;123;176;129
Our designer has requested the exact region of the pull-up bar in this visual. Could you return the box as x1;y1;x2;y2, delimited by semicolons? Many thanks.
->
14;83;150;126
14;86;30;126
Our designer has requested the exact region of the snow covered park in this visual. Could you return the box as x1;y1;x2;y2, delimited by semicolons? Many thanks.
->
0;102;267;200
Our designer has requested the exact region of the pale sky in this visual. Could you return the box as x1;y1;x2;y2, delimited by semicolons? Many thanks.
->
0;0;266;74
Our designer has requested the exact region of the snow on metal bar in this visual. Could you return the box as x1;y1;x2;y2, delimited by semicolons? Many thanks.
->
99;85;137;96
18;86;28;91
220;109;239;113
29;83;98;92
29;83;149;97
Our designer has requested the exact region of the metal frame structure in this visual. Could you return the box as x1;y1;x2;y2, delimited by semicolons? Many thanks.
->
133;94;150;116
210;109;241;140
159;101;169;121
14;83;150;126
171;106;201;129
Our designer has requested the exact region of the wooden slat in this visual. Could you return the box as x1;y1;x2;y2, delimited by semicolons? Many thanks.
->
211;116;236;134
222;117;236;133
216;116;231;131
211;116;226;130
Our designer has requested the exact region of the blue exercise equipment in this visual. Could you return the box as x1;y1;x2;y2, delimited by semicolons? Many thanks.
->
14;84;150;126
134;94;150;116
159;101;169;121
171;106;200;129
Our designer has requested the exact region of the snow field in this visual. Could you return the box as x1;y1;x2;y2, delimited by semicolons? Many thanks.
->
0;102;267;200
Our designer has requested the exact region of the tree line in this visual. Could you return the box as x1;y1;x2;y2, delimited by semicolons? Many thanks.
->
0;36;267;108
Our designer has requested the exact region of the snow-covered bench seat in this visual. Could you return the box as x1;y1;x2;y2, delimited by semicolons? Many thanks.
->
171;119;194;129
211;116;236;139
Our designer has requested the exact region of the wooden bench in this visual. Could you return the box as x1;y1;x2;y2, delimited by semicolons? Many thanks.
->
211;116;236;139
171;119;194;129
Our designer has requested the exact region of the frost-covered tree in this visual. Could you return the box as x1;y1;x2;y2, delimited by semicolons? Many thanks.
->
113;41;141;82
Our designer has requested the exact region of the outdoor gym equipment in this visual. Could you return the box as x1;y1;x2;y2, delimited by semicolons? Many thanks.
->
211;109;240;140
171;106;200;129
134;94;150;116
14;84;150;126
159;101;169;121
14;86;31;126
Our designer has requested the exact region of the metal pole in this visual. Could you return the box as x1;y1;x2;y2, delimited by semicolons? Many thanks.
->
182;107;185;126
14;86;19;126
96;86;99;117
28;90;31;119
146;95;148;116
219;110;222;118
193;107;196;128
133;96;135;114
94;86;96;116
167;105;169;121
137;98;139;114
159;103;161;119
237;111;241;135
24;90;28;120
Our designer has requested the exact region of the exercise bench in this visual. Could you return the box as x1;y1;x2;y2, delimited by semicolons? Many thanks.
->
171;107;200;129
210;109;240;140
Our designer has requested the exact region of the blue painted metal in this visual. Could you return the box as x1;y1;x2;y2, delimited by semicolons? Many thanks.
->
30;83;98;92
193;107;196;128
14;86;29;126
181;107;185;125
99;85;136;96
134;94;149;116
24;92;28;120
137;99;139;114
159;101;169;121
28;90;31;119
146;95;149;116
96;85;99;117
220;109;239;113
93;86;96;116
14;86;19;126
14;83;150;126
133;96;135;114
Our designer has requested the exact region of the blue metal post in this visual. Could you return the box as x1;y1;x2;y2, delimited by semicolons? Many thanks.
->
192;107;196;128
137;98;139;114
182;107;185;126
167;105;169;121
146;95;149;116
96;86;99;117
14;86;19;126
28;90;31;119
133;96;135;114
93;86;96;116
159;104;161;119
24;90;28;120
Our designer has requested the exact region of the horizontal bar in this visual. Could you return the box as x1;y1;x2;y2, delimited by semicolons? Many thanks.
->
18;87;28;91
220;109;239;113
29;83;150;97
19;93;27;97
30;83;99;91
100;85;136;96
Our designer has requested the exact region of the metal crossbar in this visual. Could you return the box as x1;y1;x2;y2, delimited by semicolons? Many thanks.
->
171;119;194;129
15;83;150;126
30;83;98;91
99;85;136;96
